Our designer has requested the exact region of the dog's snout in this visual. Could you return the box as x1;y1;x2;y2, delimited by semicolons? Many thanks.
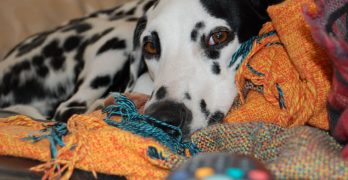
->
145;101;192;129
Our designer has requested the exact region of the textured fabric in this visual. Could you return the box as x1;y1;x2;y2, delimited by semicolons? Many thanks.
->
305;0;348;157
0;113;185;180
191;123;348;179
225;0;332;130
1;117;347;179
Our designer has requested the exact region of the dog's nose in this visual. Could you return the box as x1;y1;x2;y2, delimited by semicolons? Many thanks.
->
145;101;192;135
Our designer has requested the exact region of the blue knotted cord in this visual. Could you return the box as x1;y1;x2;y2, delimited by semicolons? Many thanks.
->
102;93;200;156
22;122;68;160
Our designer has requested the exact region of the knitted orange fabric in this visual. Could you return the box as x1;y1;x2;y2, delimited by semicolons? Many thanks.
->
225;0;332;130
0;113;184;179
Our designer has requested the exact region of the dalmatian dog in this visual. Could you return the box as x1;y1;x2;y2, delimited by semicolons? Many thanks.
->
0;0;156;121
0;0;282;138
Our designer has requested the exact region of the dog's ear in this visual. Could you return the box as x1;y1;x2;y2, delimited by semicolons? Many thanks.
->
248;0;284;20
235;0;283;42
250;0;283;7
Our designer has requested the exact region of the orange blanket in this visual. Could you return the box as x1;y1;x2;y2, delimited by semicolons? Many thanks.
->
0;112;185;179
225;0;332;130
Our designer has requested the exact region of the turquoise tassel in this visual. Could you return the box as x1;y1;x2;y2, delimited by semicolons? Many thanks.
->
103;93;200;156
22;122;68;159
229;30;277;68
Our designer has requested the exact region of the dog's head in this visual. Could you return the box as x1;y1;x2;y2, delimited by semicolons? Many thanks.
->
129;0;282;139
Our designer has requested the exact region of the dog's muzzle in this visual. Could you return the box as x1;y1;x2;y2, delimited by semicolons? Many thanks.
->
145;101;192;137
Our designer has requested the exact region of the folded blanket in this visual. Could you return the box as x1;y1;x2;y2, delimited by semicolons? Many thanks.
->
0;113;182;179
0;93;196;179
191;122;348;179
225;0;332;130
2;116;347;179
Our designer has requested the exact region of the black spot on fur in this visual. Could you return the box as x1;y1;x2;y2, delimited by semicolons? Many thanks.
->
90;76;111;89
191;30;198;41
3;73;19;94
102;60;131;96
62;23;92;33
67;101;86;108
156;86;167;100
90;28;115;44
74;28;113;79
36;65;49;78
126;7;136;15
195;22;205;29
11;79;46;105
206;49;220;59
212;62;221;74
185;93;192;100
77;79;84;89
191;22;205;42
68;17;89;25
92;5;121;17
89;5;121;18
12;60;31;74
143;0;157;11
134;16;147;49
109;15;124;21
43;40;63;58
75;40;88;69
97;38;126;55
200;99;210;118
63;36;82;52
32;55;50;77
15;32;49;57
127;17;139;22
208;111;225;125
115;11;124;16
32;55;44;66
50;56;66;71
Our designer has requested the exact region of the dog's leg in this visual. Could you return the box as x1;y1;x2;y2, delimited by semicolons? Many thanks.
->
2;105;46;120
53;49;130;122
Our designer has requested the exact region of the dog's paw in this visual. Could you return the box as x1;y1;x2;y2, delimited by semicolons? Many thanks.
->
54;103;87;122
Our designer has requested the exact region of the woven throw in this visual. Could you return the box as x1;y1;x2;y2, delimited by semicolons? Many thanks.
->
225;0;332;130
190;122;347;179
0;113;186;180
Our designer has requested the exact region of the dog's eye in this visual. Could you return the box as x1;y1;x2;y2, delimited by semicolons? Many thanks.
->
143;42;158;55
208;31;229;46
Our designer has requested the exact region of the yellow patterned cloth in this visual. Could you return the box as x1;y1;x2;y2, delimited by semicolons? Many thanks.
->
0;112;185;179
225;0;332;130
